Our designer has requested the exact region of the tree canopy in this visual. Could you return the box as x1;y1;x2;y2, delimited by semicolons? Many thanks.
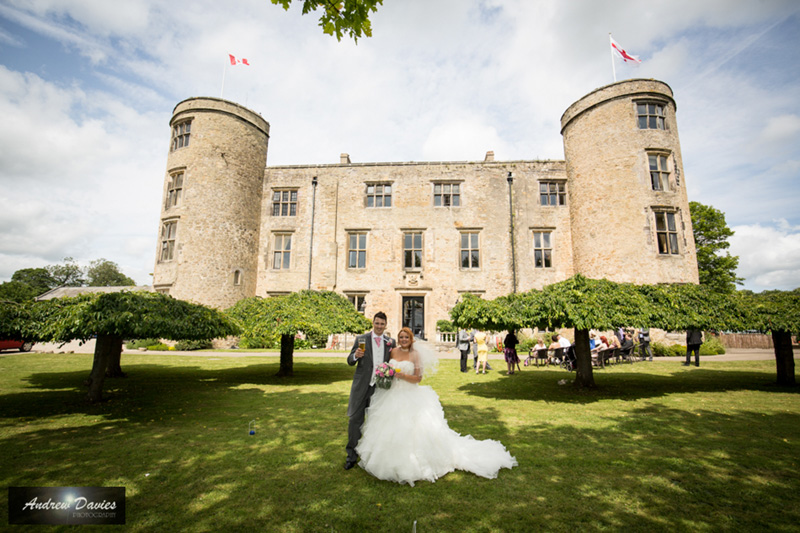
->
8;291;240;401
270;0;383;42
86;259;137;287
227;290;372;376
690;201;743;293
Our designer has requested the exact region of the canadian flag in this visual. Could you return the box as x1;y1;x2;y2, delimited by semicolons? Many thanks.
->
229;54;250;66
610;37;641;64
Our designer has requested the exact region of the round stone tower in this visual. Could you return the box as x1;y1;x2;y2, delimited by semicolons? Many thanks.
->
152;97;269;308
560;79;698;284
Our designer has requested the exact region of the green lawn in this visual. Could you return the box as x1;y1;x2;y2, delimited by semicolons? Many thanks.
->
1;353;798;532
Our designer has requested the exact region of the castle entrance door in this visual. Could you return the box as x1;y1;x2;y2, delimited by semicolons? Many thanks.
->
402;297;425;339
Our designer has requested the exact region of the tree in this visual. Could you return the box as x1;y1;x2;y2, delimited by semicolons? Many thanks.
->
46;257;85;287
0;281;39;303
741;289;800;386
24;291;239;402
270;0;383;42
86;259;136;286
11;267;58;295
227;290;372;376
690;201;743;293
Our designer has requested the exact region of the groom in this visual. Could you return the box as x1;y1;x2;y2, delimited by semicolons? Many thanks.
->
345;311;394;470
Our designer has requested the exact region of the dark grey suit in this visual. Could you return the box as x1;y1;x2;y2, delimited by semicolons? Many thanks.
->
346;332;393;463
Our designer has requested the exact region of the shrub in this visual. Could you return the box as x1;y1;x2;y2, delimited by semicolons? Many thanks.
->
700;336;726;355
146;343;170;351
174;339;213;351
436;319;456;333
125;338;161;350
651;342;670;357
517;333;536;354
670;344;686;357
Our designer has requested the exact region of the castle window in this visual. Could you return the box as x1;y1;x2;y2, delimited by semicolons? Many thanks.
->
348;232;367;269
533;231;552;268
460;231;480;269
165;171;184;209
160;220;178;262
403;232;423;269
366;184;392;207
272;190;297;217
233;269;242;286
540;181;566;206
648;153;670;191
637;102;666;130
272;234;292;269
171;120;191;151
348;294;367;313
434;183;460;207
654;211;679;255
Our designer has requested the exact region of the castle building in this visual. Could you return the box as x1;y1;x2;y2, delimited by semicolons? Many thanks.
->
153;79;698;338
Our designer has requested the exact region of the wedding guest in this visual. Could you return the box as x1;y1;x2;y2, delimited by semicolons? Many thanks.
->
475;331;489;374
503;330;521;375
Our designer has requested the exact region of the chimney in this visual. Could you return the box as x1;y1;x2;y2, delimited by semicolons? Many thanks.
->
484;151;495;162
340;153;351;164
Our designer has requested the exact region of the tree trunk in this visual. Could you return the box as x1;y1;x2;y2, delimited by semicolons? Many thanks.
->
772;330;796;386
86;333;121;402
276;333;294;377
104;336;126;378
572;328;596;389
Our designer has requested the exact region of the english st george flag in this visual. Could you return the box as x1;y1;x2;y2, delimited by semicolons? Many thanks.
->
610;37;641;64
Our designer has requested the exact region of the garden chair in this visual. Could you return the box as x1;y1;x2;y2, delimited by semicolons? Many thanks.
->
618;343;636;363
527;347;550;367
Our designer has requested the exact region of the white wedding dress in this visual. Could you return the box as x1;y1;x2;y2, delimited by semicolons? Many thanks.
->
356;358;517;486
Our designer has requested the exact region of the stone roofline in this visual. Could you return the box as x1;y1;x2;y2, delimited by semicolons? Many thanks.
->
267;159;566;170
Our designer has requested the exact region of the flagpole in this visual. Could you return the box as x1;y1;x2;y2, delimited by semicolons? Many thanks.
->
220;57;227;99
609;33;617;83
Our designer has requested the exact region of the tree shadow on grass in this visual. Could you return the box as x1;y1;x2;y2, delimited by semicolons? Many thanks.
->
460;367;800;404
0;360;358;420
2;384;799;531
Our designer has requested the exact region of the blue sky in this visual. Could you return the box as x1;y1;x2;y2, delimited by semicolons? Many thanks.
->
1;0;799;292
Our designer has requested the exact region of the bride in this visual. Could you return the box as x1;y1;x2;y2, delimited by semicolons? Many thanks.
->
356;327;517;486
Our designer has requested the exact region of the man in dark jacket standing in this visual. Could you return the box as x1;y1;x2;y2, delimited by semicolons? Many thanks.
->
684;329;703;367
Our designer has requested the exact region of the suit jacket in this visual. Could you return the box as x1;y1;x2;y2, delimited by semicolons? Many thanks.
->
346;332;394;417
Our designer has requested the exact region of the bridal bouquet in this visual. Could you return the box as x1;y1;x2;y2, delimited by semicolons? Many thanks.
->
375;362;400;389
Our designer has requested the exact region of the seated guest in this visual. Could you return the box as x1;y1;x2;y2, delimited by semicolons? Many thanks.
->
620;332;634;351
592;335;609;354
608;335;621;349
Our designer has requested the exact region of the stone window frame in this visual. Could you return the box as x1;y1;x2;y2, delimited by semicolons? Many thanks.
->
635;100;667;130
171;119;192;151
365;182;392;208
165;169;185;210
647;150;672;192
432;180;462;207
347;231;368;269
271;188;298;217
347;293;368;314
272;232;293;270
402;230;424;271
531;228;554;268
539;180;567;206
159;217;179;262
232;269;243;286
459;230;481;270
652;208;680;255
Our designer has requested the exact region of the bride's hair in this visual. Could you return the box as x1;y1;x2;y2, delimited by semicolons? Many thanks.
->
398;327;414;348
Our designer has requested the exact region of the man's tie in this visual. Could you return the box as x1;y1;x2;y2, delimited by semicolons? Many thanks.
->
375;337;381;347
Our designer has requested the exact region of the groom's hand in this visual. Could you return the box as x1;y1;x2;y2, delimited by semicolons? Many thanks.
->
354;348;364;359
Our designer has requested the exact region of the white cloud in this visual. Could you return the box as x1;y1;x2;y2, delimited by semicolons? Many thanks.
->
730;220;800;291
